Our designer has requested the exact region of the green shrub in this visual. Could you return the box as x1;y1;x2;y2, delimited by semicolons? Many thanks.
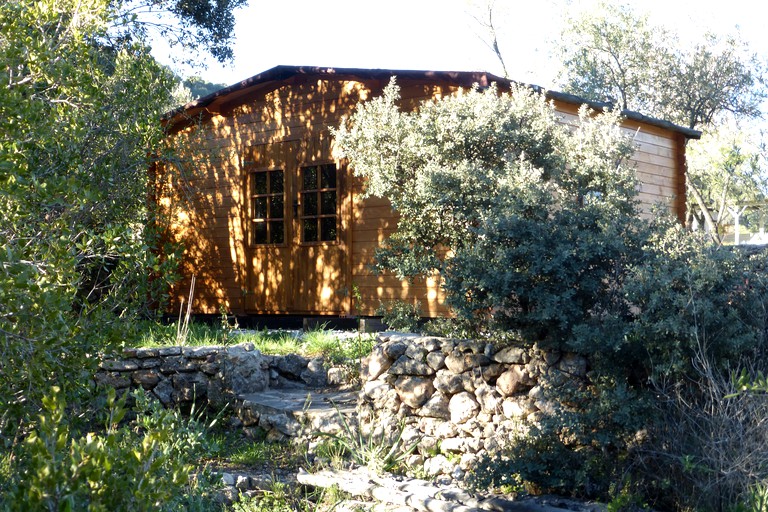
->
376;300;422;332
2;387;217;511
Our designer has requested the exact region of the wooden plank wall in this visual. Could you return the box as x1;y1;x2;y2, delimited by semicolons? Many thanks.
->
162;77;685;318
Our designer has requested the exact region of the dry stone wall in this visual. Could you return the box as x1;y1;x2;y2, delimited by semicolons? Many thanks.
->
95;343;330;409
359;333;589;483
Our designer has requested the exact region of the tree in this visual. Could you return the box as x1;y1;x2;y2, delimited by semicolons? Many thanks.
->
555;2;766;242
0;0;240;443
334;80;643;347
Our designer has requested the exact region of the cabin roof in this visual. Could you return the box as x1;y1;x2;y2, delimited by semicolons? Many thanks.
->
166;65;702;140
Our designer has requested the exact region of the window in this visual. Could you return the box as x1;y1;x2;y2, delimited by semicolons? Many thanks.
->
250;169;284;245
300;164;337;242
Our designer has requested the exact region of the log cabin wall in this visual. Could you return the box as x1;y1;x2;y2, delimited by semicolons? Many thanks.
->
160;67;698;318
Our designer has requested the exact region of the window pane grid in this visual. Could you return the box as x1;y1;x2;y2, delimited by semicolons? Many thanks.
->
251;169;285;245
300;164;337;243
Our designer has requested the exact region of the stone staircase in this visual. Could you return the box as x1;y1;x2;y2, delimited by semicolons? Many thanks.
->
235;386;359;441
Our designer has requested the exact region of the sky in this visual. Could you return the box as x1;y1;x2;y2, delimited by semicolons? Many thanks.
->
153;0;768;93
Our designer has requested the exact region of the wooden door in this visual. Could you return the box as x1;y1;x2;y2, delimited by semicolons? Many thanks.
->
245;139;348;314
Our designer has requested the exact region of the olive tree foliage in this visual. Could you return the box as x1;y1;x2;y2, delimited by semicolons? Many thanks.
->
555;2;766;241
334;80;643;348
0;0;230;446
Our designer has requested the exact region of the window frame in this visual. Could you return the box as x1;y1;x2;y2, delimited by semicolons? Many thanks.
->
248;168;286;247
299;163;339;245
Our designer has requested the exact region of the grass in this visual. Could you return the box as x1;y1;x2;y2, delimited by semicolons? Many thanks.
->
133;320;375;363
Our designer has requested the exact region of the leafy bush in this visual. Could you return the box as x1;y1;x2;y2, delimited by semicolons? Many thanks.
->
2;387;216;511
376;300;422;332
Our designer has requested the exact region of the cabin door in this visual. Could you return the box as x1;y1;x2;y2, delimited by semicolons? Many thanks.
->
244;140;347;314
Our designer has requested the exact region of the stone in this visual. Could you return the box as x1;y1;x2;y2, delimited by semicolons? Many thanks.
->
425;351;446;371
383;342;408;360
444;353;489;374
393;376;434;408
433;370;464;395
492;346;529;364
435;422;459;439
418;392;450;420
455;340;485;355
460;372;484;394
474;384;501;414
218;344;268;396
300;357;327;387
440;437;464;453
158;347;181;356
131;369;161;389
403;343;427;362
558;352;588;378
366;346;393;380
501;398;527;419
140;358;161;369
152;378;174;407
184;346;221;358
388;355;433;377
172;372;208;401
235;475;250;490
260;413;300;437
496;366;531;396
374;388;401;414
93;371;130;389
220;473;235;486
423;455;452;477
326;367;349;386
363;380;391;401
481;363;505;381
449;392;479;424
275;353;309;379
134;348;159;358
100;359;139;371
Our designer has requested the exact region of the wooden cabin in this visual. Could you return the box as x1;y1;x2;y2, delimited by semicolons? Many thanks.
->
159;65;701;319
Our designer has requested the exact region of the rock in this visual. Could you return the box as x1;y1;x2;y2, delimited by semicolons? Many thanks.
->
461;372;485;394
172;372;208;402
440;437;464;453
425;351;446;371
449;392;479;424
100;360;139;371
184;346;221;359
260;413;300;436
275;353;309;379
492;346;529;364
134;348;159;358
383;342;408;360
152;378;174;407
455;340;485;355
388;355;433;376
363;380;391;401
94;371;130;389
219;344;269;396
220;473;235;486
131;369;161;389
326;367;349;386
474;384;501;414
366;346;393;380
558;352;588;378
423;455;452;477
301;357;327;387
501;398;527;419
444;353;489;374
433;370;464;395
140;358;161;369
418;392;450;420
235;475;250;490
158;347;181;356
405;343;428;362
393;376;434;408
496;366;531;396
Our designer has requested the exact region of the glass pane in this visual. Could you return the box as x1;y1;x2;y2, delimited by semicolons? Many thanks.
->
320;165;336;189
303;219;318;242
302;192;318;217
321;217;337;241
271;171;284;193
253;172;267;195
270;195;283;218
320;191;336;215
254;197;267;219
270;221;284;244
302;166;317;191
253;221;267;244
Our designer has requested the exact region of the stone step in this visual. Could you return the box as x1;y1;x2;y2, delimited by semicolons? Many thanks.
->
237;387;359;439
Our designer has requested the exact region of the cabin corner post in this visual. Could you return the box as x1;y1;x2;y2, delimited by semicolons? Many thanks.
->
674;133;688;224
